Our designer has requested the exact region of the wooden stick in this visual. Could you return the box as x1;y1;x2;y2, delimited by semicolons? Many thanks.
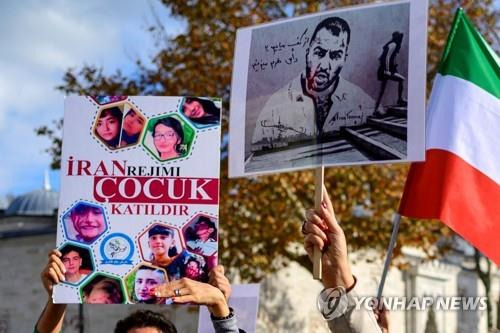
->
313;166;324;280
376;213;402;299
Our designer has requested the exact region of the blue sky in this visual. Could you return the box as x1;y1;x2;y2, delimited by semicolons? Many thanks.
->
0;0;184;200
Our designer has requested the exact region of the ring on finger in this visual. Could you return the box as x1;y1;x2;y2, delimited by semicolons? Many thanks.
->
174;288;182;297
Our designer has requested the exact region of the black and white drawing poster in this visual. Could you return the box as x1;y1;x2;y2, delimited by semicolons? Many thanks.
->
229;0;427;177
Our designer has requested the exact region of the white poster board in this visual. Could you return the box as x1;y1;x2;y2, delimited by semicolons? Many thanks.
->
198;284;260;333
229;0;427;177
54;96;221;304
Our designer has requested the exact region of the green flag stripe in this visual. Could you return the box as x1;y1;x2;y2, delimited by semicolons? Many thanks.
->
438;9;500;99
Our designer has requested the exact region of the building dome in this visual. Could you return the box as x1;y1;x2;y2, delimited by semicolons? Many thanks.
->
5;188;59;216
5;170;59;216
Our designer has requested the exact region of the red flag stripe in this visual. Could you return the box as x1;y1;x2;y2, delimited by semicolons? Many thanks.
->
399;149;500;264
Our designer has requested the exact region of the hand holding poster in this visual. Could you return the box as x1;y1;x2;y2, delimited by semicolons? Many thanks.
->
229;0;427;177
53;96;221;304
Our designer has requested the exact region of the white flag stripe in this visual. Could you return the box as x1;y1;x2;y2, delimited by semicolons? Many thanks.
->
427;74;500;184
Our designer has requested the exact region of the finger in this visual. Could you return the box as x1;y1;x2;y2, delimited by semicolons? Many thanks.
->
172;294;195;304
156;278;192;297
49;249;62;258
215;265;224;275
50;254;66;274
48;267;61;284
214;276;228;285
154;284;185;298
305;209;327;230
153;284;171;298
304;234;325;256
320;191;340;231
303;221;328;242
50;262;65;282
209;265;224;279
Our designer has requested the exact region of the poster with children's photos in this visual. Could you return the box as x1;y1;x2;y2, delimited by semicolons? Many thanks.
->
53;96;221;304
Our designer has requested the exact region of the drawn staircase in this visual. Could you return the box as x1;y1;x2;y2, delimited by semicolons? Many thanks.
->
342;105;407;160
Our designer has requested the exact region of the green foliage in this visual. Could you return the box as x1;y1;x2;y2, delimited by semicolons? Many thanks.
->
36;0;497;281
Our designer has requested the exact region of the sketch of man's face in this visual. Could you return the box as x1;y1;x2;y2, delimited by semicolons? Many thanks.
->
305;28;348;92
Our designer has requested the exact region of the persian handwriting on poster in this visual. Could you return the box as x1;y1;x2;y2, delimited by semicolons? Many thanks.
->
251;29;309;72
53;96;222;305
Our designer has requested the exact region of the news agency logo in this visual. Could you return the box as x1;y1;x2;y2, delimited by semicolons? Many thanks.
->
316;286;349;320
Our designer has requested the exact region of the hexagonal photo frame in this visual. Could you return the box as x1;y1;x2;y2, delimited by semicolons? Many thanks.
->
93;102;146;150
124;263;169;304
93;105;123;149
59;242;94;286
178;96;221;129
180;252;209;282
62;201;108;245
80;273;126;304
138;223;185;265
182;214;218;257
142;114;195;162
119;104;146;148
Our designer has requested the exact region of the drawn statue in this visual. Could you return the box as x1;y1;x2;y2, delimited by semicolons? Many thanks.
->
373;31;407;117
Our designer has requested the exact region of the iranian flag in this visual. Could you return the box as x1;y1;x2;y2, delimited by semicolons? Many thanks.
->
399;9;500;264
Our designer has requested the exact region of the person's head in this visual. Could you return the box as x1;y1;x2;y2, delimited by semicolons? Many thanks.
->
70;203;106;242
83;276;123;304
61;246;83;277
184;257;203;280
114;310;177;333
182;97;220;120
96;107;122;146
134;266;166;303
148;225;176;259
152;117;184;159
123;110;145;137
392;31;404;45
305;17;351;93
193;216;217;242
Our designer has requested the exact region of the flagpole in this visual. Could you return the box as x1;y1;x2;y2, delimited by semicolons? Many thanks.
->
313;166;324;280
377;212;401;299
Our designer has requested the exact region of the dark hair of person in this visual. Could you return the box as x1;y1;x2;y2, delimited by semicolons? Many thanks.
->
310;16;351;46
186;257;201;268
60;245;91;270
391;31;403;53
183;97;221;125
71;202;101;216
148;225;179;257
136;265;165;278
183;256;207;280
96;106;123;147
83;275;123;304
60;244;83;257
152;117;184;154
114;310;177;333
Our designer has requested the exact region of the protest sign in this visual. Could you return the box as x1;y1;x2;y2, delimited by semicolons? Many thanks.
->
53;96;221;304
229;0;428;177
